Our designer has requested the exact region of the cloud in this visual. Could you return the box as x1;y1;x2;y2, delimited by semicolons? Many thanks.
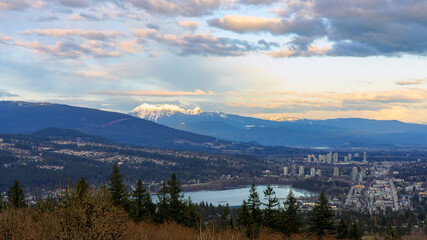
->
209;0;427;56
0;0;45;11
0;33;13;43
16;40;122;59
269;45;330;57
20;29;126;41
240;0;280;5
178;21;200;30
56;0;90;8
92;89;214;97
0;89;18;98
126;0;223;17
36;14;60;22
133;28;279;56
395;79;424;86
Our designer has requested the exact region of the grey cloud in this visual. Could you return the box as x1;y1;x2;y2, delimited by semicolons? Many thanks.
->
57;0;90;8
126;0;222;17
0;90;18;98
36;14;60;22
210;0;427;56
257;40;279;50
240;0;280;5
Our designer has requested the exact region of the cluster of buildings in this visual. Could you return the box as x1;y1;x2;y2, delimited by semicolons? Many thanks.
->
307;151;368;164
283;165;322;177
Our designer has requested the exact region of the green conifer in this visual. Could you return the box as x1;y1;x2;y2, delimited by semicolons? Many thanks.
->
74;176;89;200
349;221;361;240
107;165;128;207
283;190;302;235
130;180;154;222
263;185;279;229
7;179;26;208
336;219;349;239
309;191;335;236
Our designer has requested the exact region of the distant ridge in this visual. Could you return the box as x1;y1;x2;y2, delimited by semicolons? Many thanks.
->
129;103;427;146
0;101;217;149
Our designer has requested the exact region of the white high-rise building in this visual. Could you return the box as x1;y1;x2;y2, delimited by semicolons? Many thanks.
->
333;153;338;163
310;168;316;177
363;152;367;163
316;169;322;176
348;153;352;161
333;167;339;177
308;154;312;163
283;167;288;176
299;166;305;176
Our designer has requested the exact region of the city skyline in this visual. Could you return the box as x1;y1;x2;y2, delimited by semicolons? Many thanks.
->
0;0;426;123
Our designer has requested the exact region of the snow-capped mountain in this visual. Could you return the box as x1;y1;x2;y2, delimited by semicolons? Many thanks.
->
130;103;203;122
128;103;427;146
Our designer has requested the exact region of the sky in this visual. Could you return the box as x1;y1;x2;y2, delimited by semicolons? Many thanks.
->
0;0;426;123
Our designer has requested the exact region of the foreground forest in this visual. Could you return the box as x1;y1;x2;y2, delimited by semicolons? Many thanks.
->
0;166;425;240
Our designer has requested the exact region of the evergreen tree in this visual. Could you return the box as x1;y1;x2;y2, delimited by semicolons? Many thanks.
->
248;184;262;225
336;219;349;239
7;179;26;208
263;185;279;229
0;193;3;211
74;176;89;200
349;221;361;240
283;190;302;235
182;198;200;228
385;221;396;240
238;200;254;237
220;204;231;229
168;173;184;223
155;181;170;223
129;180;155;222
107;165;128;208
309;191;335;236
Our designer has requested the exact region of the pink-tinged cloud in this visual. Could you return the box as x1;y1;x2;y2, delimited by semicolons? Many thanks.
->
269;45;331;57
20;29;126;41
0;0;45;11
178;21;201;29
16;40;122;58
92;89;214;97
209;15;283;34
0;33;12;43
394;79;424;86
127;0;223;17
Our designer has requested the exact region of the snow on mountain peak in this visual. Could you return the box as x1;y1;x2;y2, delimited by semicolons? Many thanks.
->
130;103;203;122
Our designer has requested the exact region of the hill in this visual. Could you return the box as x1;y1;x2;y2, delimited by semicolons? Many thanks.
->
130;103;427;146
0;101;217;149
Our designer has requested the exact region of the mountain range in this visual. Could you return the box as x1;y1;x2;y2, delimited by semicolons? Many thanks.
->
130;103;427;146
0;101;217;149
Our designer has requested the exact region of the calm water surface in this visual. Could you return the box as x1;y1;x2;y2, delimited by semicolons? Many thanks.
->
154;185;315;207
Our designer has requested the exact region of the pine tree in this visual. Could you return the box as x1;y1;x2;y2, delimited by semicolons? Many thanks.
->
107;165;128;208
385;221;396;240
155;181;170;223
130;180;154;222
7;179;26;208
238;200;254;237
336;219;349;239
283;190;302;235
248;184;262;224
349;221;361;240
309;191;335;236
74;176;89;200
220;204;231;229
0;193;3;211
263;185;279;229
182;198;200;228
168;173;184;223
